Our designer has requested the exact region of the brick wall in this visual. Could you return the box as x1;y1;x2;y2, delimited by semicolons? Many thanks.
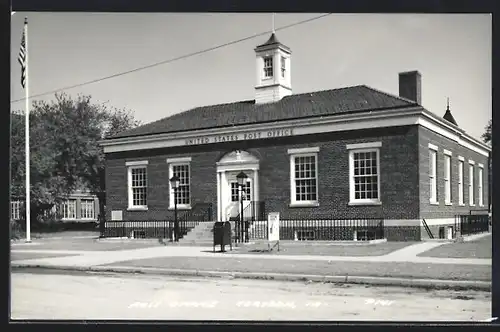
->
418;126;489;219
105;125;420;222
105;152;219;221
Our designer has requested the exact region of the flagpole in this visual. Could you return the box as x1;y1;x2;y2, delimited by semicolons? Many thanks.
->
24;17;31;243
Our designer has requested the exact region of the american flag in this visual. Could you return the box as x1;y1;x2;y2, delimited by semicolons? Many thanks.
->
18;23;27;89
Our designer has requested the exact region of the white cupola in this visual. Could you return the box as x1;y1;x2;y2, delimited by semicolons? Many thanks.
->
254;33;292;104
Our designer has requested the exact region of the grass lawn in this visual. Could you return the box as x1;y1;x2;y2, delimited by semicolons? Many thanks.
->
105;256;491;281
418;234;492;259
33;231;100;239
12;230;100;240
227;241;416;256
12;237;163;252
10;252;81;261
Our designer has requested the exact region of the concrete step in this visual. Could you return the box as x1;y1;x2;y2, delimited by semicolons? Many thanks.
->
183;232;213;237
178;221;247;244
182;236;212;240
178;222;218;244
184;234;212;238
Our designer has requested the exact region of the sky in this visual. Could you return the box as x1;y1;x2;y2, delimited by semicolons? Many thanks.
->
10;13;491;141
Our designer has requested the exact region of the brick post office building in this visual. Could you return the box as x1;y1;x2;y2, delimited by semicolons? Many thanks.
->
100;33;491;241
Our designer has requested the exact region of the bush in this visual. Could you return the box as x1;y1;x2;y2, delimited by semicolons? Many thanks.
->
10;219;23;240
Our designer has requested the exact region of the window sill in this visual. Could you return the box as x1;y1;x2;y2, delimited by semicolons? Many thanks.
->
445;202;452;206
127;207;148;211
289;202;319;208
348;201;382;206
61;218;77;221
429;201;439;206
459;203;466;206
168;205;192;211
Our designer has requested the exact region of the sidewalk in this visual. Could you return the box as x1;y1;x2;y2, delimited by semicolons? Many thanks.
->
11;241;491;266
11;241;491;291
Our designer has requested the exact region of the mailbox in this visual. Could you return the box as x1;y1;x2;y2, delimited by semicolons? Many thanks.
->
213;221;232;252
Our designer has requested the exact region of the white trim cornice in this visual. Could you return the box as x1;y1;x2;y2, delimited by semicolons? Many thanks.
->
418;111;490;156
101;106;490;157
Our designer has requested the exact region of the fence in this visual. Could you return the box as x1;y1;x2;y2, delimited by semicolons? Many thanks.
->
247;217;385;241
232;201;266;243
100;202;213;239
469;208;490;215
456;214;490;236
101;219;210;239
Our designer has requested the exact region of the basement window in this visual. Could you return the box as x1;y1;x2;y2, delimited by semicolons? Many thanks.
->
296;230;315;241
355;230;376;241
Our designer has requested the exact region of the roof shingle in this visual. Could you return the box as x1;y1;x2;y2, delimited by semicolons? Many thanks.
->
111;85;416;139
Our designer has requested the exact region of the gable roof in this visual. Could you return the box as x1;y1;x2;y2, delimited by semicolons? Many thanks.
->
110;85;417;139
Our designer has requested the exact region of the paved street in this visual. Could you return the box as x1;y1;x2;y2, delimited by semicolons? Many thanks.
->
11;271;490;321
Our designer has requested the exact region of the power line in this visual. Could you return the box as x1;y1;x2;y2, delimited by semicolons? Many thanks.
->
11;13;332;104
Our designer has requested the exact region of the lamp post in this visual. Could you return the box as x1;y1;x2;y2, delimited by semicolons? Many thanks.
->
236;171;248;243
170;175;180;242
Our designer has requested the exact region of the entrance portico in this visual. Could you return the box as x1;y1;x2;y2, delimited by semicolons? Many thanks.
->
216;150;260;221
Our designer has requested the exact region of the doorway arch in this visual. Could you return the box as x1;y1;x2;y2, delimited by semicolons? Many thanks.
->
216;150;260;221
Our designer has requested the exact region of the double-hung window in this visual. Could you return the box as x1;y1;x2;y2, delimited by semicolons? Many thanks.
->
61;199;77;219
11;201;21;220
288;147;319;207
80;199;95;219
444;150;452;205
263;56;273;78
469;160;475;206
127;160;148;210
167;157;192;209
281;56;286;78
458;157;464;205
478;163;484;206
347;142;382;205
429;144;438;204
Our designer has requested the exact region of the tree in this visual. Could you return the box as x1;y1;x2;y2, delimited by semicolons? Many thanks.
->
482;119;492;145
481;119;492;214
11;111;69;224
75;100;141;222
10;93;140;225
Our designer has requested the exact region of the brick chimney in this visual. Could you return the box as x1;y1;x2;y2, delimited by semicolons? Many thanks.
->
399;71;422;105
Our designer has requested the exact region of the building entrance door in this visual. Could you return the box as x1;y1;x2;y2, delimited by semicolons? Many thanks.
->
216;150;260;223
225;172;252;221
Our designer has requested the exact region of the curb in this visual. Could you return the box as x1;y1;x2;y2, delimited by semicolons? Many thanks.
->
11;263;491;292
240;239;388;247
